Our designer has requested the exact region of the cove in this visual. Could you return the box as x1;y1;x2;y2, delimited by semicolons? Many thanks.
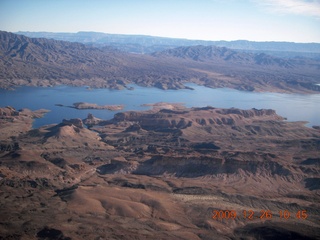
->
0;84;319;128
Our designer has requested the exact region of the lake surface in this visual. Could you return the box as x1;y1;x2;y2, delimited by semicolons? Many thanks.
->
0;84;319;128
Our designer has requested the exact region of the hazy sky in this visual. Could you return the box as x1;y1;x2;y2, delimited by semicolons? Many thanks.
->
1;0;320;43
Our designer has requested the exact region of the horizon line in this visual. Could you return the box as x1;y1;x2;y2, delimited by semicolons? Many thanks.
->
10;30;320;45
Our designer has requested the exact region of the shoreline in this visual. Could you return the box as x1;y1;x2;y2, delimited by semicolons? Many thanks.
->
1;81;320;95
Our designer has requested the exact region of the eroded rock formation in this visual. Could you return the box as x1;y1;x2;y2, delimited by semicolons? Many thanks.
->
0;105;319;239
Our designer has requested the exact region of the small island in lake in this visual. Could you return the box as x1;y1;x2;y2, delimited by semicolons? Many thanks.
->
141;102;185;111
56;102;124;111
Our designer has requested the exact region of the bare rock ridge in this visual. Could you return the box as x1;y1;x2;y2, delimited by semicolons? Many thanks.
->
107;107;282;130
1;31;320;93
83;113;103;126
62;118;84;129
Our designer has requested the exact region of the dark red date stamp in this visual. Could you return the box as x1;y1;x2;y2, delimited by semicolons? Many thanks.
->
212;209;308;220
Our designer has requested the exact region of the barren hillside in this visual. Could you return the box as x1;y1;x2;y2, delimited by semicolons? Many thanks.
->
0;105;319;239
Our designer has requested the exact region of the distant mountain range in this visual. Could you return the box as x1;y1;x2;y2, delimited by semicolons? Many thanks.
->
152;45;298;68
16;31;320;58
1;31;320;93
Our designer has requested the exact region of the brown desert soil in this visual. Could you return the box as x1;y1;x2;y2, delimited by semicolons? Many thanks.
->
0;105;319;239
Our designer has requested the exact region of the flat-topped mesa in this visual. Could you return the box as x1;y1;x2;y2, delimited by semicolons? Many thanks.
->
111;106;284;130
217;108;280;118
112;112;184;130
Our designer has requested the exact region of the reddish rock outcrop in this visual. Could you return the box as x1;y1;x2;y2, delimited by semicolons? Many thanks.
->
0;106;19;117
62;118;84;129
83;113;103;126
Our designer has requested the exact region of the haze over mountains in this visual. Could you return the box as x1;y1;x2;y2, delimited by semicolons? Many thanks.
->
16;31;320;58
1;31;320;93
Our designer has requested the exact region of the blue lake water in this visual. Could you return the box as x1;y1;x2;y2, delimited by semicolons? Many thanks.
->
0;84;319;128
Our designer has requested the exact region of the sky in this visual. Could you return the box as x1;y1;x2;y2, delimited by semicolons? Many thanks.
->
0;0;320;43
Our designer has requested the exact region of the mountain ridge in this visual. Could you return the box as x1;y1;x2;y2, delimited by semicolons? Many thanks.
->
151;45;299;68
1;31;320;93
16;31;320;56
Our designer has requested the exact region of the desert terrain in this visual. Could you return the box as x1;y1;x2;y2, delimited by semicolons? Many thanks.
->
1;31;320;93
0;104;319;239
1;30;320;239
